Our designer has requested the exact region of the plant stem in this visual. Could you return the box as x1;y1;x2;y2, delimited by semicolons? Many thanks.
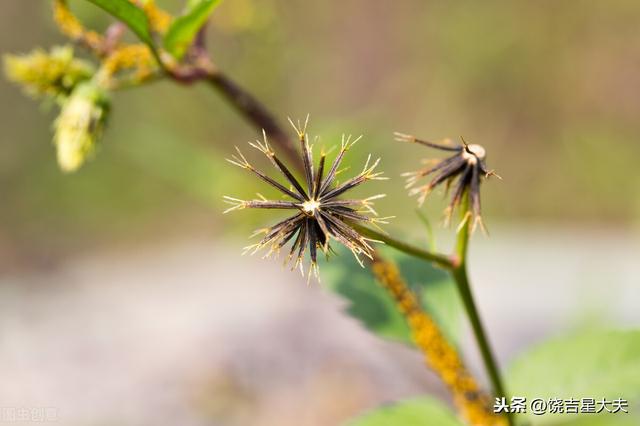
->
205;71;301;168
359;221;510;416
453;199;512;425
353;224;454;270
371;255;505;426
452;266;506;395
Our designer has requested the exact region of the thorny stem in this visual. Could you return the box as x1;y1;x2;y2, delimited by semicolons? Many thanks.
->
453;196;512;426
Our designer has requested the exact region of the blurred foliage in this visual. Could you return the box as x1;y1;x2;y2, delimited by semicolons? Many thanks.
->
3;45;94;100
507;329;640;425
2;0;640;258
85;0;157;48
322;245;460;346
347;329;640;424
164;0;222;59
347;396;463;426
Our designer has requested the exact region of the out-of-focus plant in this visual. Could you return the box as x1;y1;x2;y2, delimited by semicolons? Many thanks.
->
5;2;639;426
4;45;94;100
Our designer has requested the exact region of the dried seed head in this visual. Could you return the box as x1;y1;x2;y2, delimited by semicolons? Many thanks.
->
225;119;389;279
397;132;498;234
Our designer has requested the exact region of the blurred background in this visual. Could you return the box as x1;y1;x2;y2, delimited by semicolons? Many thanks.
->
1;1;639;425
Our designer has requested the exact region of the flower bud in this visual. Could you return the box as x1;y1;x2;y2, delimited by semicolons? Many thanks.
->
53;81;109;172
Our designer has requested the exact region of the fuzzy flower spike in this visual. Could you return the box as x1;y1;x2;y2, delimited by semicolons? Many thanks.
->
225;117;390;280
395;132;500;234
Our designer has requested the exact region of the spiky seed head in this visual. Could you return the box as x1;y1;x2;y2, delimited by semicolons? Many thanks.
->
398;133;497;234
225;120;388;279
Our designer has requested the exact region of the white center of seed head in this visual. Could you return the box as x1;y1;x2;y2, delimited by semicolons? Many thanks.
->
462;143;486;164
467;144;486;159
303;199;320;215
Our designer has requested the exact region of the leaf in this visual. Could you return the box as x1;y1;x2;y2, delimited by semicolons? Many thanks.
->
322;251;412;344
85;0;155;48
506;329;640;425
322;246;459;346
164;0;222;60
346;396;464;426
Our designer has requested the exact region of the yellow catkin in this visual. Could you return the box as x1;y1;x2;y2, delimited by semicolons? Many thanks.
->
53;0;104;52
140;0;172;33
371;257;507;426
100;44;156;82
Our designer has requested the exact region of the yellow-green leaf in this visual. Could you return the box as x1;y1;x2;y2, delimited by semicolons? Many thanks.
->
164;0;222;60
347;397;464;426
85;0;156;51
507;329;640;425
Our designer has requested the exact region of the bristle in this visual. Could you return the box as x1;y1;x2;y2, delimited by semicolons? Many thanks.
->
456;211;472;233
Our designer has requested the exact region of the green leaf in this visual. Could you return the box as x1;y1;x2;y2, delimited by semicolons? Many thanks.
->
322;251;411;344
507;329;640;425
346;396;464;426
164;0;222;60
85;0;155;48
322;246;459;346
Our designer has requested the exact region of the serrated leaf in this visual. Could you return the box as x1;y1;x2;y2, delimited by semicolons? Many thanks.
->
85;0;155;48
506;329;640;425
322;247;459;346
164;0;222;60
346;396;464;426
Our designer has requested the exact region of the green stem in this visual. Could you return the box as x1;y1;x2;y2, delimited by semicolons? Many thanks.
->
353;224;454;270
452;266;506;394
453;198;512;425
